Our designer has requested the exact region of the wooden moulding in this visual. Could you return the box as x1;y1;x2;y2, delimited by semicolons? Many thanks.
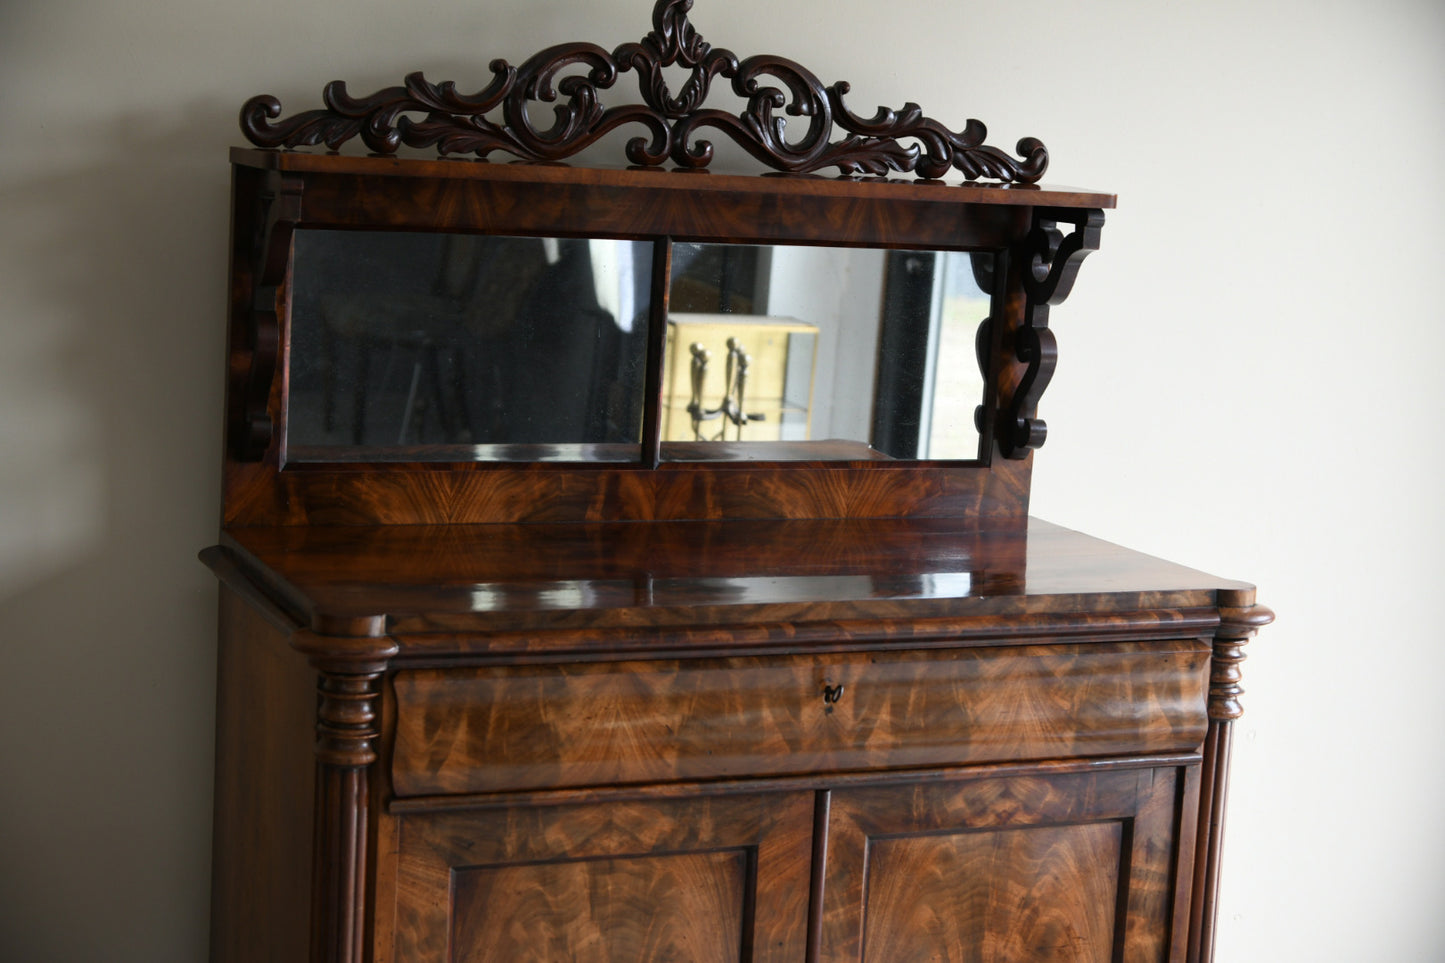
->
208;517;1247;647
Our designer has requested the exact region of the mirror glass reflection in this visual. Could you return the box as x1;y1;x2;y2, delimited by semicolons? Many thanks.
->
286;230;653;462
663;242;992;461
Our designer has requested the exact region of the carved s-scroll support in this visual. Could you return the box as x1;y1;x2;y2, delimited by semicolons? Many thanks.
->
291;630;399;963
997;208;1103;459
1191;601;1274;963
232;171;302;462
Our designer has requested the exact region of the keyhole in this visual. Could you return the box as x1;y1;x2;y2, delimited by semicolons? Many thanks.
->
822;684;845;712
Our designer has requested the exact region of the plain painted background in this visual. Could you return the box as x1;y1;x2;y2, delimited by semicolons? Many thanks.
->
2;0;1442;959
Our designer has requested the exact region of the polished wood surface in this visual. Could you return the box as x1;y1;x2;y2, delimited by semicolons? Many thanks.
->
822;765;1191;962
215;517;1251;643
209;586;316;963
225;458;1034;528
389;641;1208;796
206;518;1267;962
209;53;1265;962
451;851;747;963
862;823;1121;960
285;167;1031;246
232;147;1118;209
390;791;813;962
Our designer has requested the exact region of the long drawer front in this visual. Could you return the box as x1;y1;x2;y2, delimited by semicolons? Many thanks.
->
390;639;1210;797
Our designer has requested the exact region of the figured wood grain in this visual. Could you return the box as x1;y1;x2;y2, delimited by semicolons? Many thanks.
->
821;766;1188;963
861;822;1122;962
230;148;1119;210
213;517;1251;644
451;851;746;963
391;792;812;962
389;640;1209;797
293;171;1030;248
224;458;1034;527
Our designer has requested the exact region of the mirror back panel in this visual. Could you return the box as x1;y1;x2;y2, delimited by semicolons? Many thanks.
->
223;152;1112;526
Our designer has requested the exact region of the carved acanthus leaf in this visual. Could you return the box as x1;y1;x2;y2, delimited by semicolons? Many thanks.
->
239;0;1048;182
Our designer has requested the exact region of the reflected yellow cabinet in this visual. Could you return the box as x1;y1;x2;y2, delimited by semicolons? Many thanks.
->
662;314;818;443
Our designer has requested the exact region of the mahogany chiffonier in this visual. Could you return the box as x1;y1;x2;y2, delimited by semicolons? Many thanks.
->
204;3;1270;961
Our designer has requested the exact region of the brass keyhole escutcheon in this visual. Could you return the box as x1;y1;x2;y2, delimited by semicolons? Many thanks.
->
822;683;845;712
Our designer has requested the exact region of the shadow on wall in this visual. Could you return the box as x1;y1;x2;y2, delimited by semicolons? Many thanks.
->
0;104;234;961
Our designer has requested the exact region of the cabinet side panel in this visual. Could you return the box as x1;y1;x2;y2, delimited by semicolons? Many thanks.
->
210;585;316;963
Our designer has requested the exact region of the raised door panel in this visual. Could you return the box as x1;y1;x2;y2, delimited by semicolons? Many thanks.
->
820;765;1197;962
387;791;813;963
450;850;747;963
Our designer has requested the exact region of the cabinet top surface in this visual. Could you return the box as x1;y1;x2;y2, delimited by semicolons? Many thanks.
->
230;147;1117;210
212;518;1253;648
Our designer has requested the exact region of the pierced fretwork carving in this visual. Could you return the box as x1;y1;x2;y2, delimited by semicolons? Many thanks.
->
232;171;301;461
239;0;1047;182
997;207;1104;459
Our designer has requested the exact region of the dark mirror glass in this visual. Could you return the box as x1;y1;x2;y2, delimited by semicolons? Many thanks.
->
662;242;993;462
286;231;654;462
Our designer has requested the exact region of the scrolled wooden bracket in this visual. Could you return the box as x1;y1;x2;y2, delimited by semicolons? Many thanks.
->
290;630;399;963
232;171;302;462
997;207;1104;459
238;0;1047;182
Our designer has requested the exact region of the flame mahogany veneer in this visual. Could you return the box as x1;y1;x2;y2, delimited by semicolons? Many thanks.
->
207;517;1268;963
207;5;1268;960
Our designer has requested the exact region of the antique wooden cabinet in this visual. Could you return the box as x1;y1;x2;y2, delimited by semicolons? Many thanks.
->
206;3;1270;961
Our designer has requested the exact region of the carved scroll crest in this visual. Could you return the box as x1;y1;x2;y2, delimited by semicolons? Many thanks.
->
240;0;1048;182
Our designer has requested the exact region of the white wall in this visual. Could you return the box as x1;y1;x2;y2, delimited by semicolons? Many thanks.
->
1;0;1441;959
763;246;885;440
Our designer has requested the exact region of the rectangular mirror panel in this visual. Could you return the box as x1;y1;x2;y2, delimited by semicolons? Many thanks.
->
286;230;654;463
662;243;992;462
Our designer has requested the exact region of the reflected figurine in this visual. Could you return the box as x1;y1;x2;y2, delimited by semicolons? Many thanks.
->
686;338;765;441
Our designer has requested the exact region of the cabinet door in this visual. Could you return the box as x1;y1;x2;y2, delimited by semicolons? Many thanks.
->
820;766;1197;963
385;791;814;963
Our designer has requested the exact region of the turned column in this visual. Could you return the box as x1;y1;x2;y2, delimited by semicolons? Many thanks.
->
292;628;399;963
1190;597;1274;963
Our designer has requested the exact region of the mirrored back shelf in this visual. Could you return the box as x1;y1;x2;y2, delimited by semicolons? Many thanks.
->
225;148;1112;526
